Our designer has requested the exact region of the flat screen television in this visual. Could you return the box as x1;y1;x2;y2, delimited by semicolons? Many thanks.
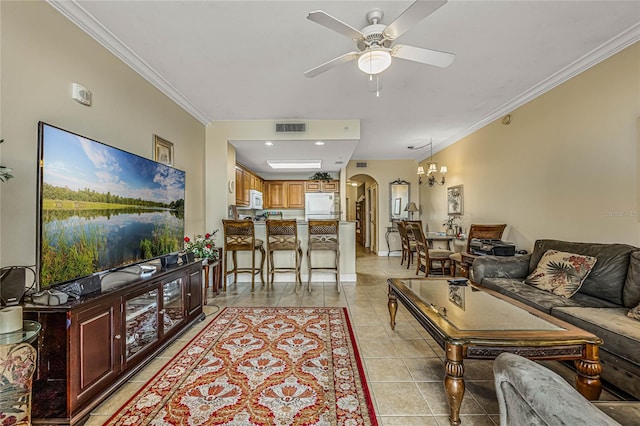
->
36;122;186;290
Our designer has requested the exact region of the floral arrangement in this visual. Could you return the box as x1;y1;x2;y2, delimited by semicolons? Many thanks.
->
183;230;219;260
443;215;462;227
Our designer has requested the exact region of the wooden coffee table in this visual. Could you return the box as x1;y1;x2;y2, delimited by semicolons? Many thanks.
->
387;278;603;426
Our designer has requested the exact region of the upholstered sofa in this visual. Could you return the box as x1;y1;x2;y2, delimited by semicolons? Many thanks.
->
494;353;640;425
472;239;640;399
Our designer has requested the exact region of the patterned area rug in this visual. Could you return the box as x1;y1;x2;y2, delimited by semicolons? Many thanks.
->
106;307;378;425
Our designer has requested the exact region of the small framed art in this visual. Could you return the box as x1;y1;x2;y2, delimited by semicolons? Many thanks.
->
154;135;174;166
447;185;463;216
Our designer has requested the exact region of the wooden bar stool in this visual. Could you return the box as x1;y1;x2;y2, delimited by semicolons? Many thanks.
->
222;219;265;291
265;219;302;288
306;220;340;293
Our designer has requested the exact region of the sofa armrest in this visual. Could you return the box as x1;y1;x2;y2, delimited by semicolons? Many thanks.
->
472;254;531;283
494;353;620;426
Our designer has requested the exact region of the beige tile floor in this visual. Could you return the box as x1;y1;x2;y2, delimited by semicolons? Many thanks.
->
85;247;618;426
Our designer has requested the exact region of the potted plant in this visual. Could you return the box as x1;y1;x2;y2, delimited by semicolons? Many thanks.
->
183;230;219;261
443;216;463;236
309;172;332;181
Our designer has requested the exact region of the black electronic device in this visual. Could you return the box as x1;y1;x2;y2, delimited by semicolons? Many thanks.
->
37;122;186;291
447;278;468;286
0;267;26;306
161;254;179;267
470;239;516;256
55;274;101;296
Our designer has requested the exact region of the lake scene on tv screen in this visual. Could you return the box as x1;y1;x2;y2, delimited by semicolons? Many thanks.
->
40;124;185;287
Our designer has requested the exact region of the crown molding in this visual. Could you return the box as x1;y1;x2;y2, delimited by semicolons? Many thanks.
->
430;22;640;160
47;0;212;125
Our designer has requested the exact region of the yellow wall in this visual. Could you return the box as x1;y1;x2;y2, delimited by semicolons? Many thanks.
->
420;42;640;250
0;1;206;267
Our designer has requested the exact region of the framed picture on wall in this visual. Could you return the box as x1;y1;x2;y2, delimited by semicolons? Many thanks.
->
447;185;463;215
154;135;174;166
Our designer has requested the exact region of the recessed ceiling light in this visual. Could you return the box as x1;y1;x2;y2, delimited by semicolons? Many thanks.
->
314;141;325;146
265;141;273;146
267;160;321;169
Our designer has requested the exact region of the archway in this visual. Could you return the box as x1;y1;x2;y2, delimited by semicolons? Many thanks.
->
346;174;378;253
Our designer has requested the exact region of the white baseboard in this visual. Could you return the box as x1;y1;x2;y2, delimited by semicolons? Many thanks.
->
225;272;356;285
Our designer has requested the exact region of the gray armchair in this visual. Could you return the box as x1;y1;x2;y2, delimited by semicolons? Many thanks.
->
493;353;620;426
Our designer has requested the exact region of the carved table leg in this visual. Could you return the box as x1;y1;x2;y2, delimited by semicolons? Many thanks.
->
575;343;602;400
444;342;465;426
388;287;397;330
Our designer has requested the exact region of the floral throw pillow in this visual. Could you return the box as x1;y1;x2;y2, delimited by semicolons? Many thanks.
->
628;303;640;321
525;250;597;298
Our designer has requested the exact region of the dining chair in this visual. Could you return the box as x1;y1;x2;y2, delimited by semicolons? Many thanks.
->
408;221;453;276
449;224;506;276
396;221;416;268
222;219;265;291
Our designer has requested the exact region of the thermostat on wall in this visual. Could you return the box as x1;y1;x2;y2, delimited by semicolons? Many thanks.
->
72;83;92;106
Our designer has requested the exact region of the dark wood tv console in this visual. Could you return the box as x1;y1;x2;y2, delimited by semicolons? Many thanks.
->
23;261;205;425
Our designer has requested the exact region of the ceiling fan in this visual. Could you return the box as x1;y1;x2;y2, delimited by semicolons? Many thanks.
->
304;0;455;78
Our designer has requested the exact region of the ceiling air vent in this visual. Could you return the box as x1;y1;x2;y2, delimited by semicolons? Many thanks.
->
356;162;368;168
275;122;306;133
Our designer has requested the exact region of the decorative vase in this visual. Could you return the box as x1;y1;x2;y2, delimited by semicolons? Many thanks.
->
446;225;455;236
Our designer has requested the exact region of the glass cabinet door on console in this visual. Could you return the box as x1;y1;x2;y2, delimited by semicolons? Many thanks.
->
125;288;159;360
162;277;184;335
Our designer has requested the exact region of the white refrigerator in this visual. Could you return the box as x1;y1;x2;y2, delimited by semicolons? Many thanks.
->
305;193;340;221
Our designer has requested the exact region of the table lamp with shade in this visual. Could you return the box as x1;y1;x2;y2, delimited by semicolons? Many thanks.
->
404;202;419;220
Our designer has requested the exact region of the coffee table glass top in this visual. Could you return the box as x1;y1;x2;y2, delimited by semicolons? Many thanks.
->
396;279;564;332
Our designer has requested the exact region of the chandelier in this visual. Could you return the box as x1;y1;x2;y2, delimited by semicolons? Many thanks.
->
417;140;447;186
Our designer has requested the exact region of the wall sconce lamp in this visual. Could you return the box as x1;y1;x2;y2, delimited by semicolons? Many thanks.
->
404;202;419;220
417;140;447;186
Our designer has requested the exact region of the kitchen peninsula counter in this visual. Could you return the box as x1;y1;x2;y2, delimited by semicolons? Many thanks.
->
229;221;356;284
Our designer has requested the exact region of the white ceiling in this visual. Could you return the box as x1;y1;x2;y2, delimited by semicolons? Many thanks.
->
52;1;640;174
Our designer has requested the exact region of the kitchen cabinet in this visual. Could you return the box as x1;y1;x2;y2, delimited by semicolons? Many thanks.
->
235;166;249;207
305;180;339;193
322;180;339;192
287;181;305;208
265;181;286;208
25;261;204;425
265;181;305;209
236;165;264;207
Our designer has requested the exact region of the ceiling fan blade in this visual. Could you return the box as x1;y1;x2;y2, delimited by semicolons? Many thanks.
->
307;11;364;40
393;44;455;68
384;0;447;40
304;52;360;78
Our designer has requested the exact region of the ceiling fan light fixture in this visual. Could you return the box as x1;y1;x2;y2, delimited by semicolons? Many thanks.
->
357;49;392;75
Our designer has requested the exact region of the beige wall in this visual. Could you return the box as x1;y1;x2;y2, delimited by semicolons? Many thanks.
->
420;42;640;250
0;1;206;268
205;119;360;231
346;160;420;253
